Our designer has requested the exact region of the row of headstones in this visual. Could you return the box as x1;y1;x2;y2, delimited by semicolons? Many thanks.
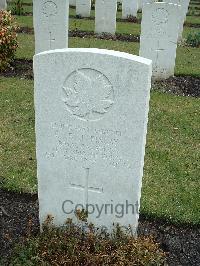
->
0;0;141;16
2;0;152;236
0;0;190;40
71;0;189;32
0;0;153;238
0;0;146;16
33;0;190;80
71;0;142;19
74;0;189;41
22;0;189;234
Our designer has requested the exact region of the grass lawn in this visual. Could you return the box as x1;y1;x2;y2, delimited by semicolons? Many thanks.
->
1;0;200;227
16;34;200;77
142;91;200;224
15;15;200;40
0;77;199;224
0;78;36;193
9;2;200;25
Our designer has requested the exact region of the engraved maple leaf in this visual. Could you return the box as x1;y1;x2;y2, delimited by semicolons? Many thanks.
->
63;70;114;118
43;1;57;17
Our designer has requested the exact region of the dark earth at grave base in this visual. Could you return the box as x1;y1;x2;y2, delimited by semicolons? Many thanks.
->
16;26;141;42
0;189;200;265
1;59;200;98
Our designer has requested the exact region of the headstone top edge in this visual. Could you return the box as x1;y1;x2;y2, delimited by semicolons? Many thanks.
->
144;1;180;7
34;48;152;66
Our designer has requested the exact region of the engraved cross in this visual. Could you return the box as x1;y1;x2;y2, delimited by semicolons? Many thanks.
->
49;31;55;49
70;168;103;208
154;40;165;69
155;40;165;60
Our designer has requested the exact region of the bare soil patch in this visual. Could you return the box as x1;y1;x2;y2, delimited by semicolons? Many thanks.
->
0;189;200;265
1;59;199;98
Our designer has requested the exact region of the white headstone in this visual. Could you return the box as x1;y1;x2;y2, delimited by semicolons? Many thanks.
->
178;0;190;26
95;0;118;34
34;48;152;234
0;0;7;10
76;0;91;17
122;0;138;18
33;0;69;54
163;0;180;2
141;0;151;8
140;2;181;79
138;0;142;9
69;0;76;6
164;0;190;40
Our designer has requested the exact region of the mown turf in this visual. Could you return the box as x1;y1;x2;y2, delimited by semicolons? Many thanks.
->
142;91;200;224
1;0;200;226
0;77;200;224
9;2;200;25
16;34;200;77
14;15;200;40
10;2;200;18
0;78;36;193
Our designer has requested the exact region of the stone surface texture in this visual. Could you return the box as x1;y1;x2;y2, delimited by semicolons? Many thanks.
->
140;2;181;80
164;0;190;40
34;48;152;234
33;0;69;54
95;0;118;34
76;0;91;17
69;0;76;6
122;0;138;18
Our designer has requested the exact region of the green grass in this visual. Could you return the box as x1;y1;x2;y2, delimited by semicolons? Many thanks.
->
142;91;200;224
0;77;36;193
175;46;200;76
15;15;33;28
16;34;200;77
8;0;200;22
0;77;199;224
15;16;139;36
14;14;200;38
16;33;35;59
21;0;33;3
186;15;200;25
1;0;200;227
10;2;200;25
182;27;200;38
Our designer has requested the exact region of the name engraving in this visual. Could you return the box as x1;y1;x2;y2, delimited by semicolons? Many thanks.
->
46;123;131;168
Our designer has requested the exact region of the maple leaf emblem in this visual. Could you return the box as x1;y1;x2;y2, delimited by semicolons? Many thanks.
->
42;1;57;17
63;69;114;121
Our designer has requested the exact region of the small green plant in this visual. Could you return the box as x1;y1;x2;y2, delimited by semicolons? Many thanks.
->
12;0;24;16
186;31;200;47
10;217;167;265
0;10;18;71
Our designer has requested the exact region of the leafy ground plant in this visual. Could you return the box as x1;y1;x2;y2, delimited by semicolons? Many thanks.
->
186;31;200;47
0;11;18;71
11;216;167;265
